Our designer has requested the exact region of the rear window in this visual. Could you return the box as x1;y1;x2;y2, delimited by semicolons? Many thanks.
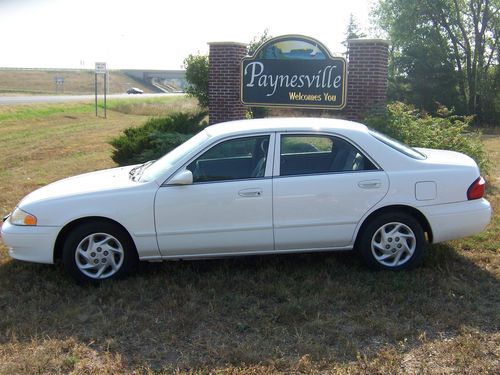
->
369;129;426;160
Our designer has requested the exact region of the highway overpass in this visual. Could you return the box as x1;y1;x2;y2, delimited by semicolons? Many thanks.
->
122;69;187;92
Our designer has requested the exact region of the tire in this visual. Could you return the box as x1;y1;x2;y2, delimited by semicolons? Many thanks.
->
62;221;138;284
357;212;425;270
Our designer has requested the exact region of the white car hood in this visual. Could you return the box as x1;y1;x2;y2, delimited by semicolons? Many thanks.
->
19;166;138;207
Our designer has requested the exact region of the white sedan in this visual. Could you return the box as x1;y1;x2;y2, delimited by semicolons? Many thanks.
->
0;118;492;283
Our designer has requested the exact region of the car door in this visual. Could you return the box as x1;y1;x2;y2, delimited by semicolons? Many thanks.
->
154;133;275;257
272;132;389;250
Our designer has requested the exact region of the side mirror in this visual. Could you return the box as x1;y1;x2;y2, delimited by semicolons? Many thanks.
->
167;170;193;185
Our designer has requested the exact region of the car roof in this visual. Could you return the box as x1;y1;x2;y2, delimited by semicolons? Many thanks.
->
204;118;369;138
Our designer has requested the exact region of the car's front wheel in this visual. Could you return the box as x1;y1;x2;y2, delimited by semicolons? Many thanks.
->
62;221;138;284
357;212;425;270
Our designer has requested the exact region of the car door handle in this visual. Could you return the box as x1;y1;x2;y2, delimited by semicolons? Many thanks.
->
358;180;382;189
238;188;263;197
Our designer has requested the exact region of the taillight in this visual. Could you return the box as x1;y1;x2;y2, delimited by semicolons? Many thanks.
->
467;176;485;200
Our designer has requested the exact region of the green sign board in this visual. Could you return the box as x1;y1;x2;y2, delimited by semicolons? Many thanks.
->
241;35;347;109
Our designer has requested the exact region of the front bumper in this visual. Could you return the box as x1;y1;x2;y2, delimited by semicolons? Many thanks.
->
420;198;492;244
0;219;60;264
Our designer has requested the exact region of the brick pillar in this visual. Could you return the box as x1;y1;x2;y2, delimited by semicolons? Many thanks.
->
208;42;247;125
344;39;389;121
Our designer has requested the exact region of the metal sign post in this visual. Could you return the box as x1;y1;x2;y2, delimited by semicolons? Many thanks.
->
94;73;98;116
94;62;107;118
54;76;64;94
104;73;107;118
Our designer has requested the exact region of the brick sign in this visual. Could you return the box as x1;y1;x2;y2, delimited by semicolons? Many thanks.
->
241;35;347;109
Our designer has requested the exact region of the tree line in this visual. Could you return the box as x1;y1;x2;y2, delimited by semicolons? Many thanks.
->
374;0;499;125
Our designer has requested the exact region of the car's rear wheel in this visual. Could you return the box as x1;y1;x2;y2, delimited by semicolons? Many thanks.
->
357;212;425;270
62;221;138;284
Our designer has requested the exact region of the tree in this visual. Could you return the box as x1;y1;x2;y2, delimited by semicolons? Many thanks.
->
183;54;209;108
392;23;464;113
375;0;499;121
182;30;272;112
248;28;272;56
343;13;367;47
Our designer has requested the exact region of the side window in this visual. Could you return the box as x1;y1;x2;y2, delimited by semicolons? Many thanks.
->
187;136;270;183
280;135;376;176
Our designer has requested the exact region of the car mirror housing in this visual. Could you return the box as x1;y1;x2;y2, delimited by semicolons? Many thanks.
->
167;170;193;186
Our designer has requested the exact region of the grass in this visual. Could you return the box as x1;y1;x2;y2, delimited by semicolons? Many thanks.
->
0;102;498;374
0;68;153;95
0;102;96;122
106;95;198;116
0;95;195;122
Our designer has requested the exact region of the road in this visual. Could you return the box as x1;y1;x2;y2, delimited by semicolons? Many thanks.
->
0;93;184;105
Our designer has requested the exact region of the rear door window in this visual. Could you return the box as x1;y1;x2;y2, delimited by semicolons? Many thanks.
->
279;134;376;176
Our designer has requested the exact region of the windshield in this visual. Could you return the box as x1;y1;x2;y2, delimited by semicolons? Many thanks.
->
369;129;426;160
140;131;211;182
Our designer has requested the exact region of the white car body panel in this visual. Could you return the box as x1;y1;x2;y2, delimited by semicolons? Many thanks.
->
272;171;389;249
6;167;162;260
1;220;58;264
19;166;137;208
155;179;274;256
419;198;491;243
0;118;492;266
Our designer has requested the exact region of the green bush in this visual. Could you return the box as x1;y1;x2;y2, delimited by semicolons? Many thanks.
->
110;111;207;166
183;54;209;108
139;132;194;163
365;102;490;174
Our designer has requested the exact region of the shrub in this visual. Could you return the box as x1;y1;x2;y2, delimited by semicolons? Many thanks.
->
110;111;207;166
365;102;490;174
138;132;193;162
183;54;209;108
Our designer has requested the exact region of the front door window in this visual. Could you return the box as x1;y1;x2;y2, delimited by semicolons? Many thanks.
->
187;136;270;182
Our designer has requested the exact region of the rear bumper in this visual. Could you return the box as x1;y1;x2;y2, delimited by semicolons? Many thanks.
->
0;220;59;264
421;198;492;243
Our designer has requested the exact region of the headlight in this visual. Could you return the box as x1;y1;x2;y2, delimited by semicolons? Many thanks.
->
10;207;37;226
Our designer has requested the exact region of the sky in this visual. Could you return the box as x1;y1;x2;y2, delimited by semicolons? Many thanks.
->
0;0;375;70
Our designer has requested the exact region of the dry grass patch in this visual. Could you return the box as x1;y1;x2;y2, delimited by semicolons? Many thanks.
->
0;338;126;375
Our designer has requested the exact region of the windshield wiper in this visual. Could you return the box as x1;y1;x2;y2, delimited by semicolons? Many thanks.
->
129;160;155;181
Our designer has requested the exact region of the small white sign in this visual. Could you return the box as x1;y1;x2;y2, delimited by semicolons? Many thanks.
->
95;62;107;74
